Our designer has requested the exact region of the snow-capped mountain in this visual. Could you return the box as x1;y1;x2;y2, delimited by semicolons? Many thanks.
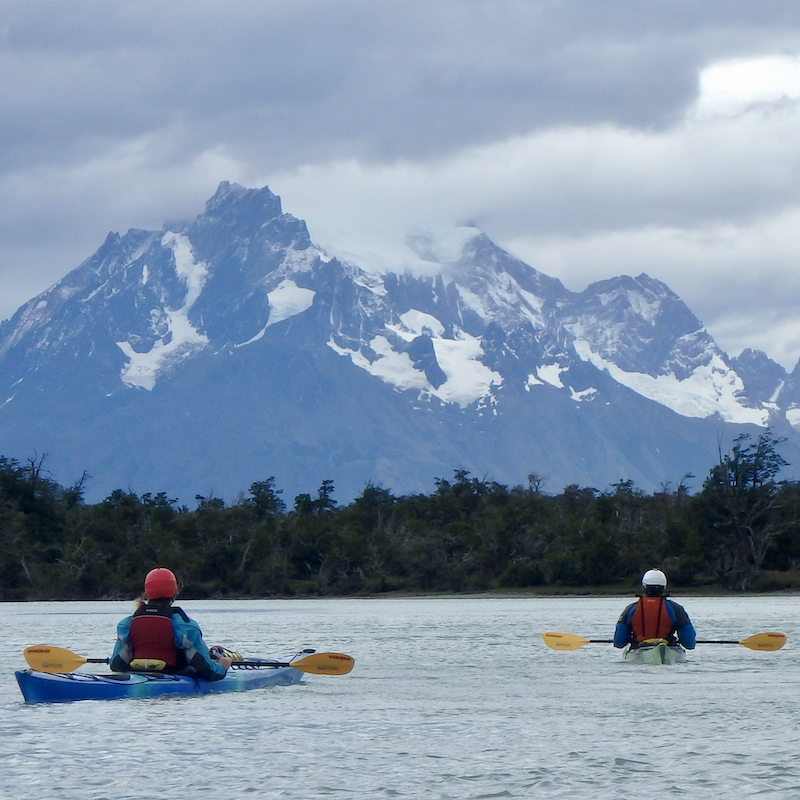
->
1;182;798;502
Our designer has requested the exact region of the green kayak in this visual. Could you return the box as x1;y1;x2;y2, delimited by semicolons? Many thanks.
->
623;641;687;665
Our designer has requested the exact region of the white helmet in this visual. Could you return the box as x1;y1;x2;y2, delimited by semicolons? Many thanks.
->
641;569;667;588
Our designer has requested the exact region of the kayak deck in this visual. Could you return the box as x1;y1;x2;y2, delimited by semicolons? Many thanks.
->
16;661;303;704
623;642;687;665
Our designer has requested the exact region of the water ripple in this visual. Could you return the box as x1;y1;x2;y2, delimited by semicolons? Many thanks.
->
1;596;799;799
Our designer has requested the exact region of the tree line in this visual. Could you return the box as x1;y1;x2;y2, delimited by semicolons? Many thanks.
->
2;430;800;601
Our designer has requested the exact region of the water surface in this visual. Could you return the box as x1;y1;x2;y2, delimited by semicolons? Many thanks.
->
1;595;798;798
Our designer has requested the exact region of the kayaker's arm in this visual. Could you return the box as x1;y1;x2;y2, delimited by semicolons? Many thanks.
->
109;616;134;671
668;600;696;649
676;623;696;649
613;603;636;648
175;617;230;681
613;621;632;648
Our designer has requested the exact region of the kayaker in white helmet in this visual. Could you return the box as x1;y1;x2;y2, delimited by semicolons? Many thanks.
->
109;567;233;680
613;569;696;650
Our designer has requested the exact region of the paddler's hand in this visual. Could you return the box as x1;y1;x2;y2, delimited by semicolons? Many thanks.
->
209;645;234;668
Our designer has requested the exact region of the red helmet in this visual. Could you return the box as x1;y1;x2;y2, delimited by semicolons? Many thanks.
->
144;568;178;600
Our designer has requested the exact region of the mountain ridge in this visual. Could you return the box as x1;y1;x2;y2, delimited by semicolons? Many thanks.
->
1;182;798;503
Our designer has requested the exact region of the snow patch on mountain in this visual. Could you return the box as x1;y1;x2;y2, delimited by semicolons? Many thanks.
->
455;285;488;321
165;232;207;307
389;311;502;404
395;310;445;339
432;334;502;406
571;387;598;402
537;364;567;388
572;339;768;424
331;335;428;393
328;310;502;407
526;374;543;389
237;280;316;347
116;233;209;390
519;288;546;318
267;279;315;324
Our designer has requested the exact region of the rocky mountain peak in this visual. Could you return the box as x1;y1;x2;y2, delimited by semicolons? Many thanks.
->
0;183;797;503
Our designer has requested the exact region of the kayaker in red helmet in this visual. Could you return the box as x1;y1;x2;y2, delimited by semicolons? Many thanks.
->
109;568;233;680
613;569;696;650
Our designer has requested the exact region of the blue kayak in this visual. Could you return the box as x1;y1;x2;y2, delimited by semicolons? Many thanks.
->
16;662;303;704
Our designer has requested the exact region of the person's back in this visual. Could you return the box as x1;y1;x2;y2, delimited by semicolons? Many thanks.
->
110;567;231;681
128;599;188;670
614;569;696;650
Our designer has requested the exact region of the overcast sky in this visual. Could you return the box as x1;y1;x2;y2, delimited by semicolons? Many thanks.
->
3;1;800;368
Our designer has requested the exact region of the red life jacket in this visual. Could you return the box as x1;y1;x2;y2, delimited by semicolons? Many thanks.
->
129;604;181;668
630;596;673;643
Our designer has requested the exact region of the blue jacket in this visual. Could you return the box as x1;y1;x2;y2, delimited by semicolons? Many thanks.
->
110;606;228;681
614;597;696;649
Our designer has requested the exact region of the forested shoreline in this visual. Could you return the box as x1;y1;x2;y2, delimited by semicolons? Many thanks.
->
2;431;800;601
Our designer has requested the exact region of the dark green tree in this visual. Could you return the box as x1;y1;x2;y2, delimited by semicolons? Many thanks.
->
695;430;790;589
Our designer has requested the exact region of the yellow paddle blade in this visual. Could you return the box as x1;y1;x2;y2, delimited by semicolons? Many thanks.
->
291;652;355;674
541;632;591;651
23;645;93;673
740;632;786;651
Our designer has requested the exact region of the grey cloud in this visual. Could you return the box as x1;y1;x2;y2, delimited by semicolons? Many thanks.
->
4;0;800;176
3;0;800;370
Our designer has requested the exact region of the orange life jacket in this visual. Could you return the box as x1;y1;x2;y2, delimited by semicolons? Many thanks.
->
629;596;673;643
129;605;181;668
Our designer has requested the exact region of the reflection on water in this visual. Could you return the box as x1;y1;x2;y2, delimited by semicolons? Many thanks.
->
1;595;799;799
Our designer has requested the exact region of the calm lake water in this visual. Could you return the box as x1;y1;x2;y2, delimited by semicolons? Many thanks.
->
1;595;798;799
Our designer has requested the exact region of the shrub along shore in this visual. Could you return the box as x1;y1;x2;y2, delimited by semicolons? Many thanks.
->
2;431;800;601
